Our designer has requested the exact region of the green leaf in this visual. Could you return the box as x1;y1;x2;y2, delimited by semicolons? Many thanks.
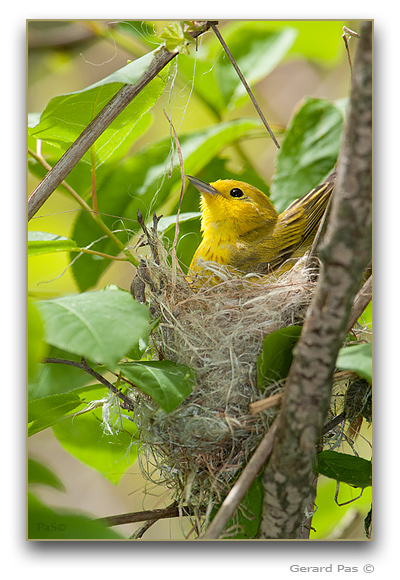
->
52;404;138;485
28;231;78;257
270;97;344;212
336;343;372;384
118;360;195;413
28;49;169;167
257;325;302;391
314;450;372;488
310;476;372;539
28;492;124;539
158;21;195;53
28;300;48;381
28;458;65;491
221;476;264;539
36;287;149;370
28;391;84;436
70;118;262;291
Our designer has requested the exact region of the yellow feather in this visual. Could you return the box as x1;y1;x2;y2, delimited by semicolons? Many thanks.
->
187;173;335;281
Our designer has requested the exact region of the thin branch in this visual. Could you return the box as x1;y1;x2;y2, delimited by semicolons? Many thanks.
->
130;519;157;538
249;393;283;414
43;357;135;411
28;147;93;214
210;23;280;150
321;412;345;436
28;21;214;221
28;147;132;260
346;274;372;335
70;247;128;261
96;503;195;527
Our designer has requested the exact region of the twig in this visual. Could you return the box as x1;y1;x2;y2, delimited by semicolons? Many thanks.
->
346;274;372;335
201;416;279;539
210;23;280;150
249;392;282;414
321;412;345;435
28;22;214;221
43;357;135;411
96;503;195;527
342;26;361;76
130;519;157;539
136;209;160;265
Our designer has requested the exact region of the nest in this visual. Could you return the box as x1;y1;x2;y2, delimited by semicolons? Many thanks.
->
125;234;319;528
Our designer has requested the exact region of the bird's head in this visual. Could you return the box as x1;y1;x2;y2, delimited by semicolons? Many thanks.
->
187;176;278;237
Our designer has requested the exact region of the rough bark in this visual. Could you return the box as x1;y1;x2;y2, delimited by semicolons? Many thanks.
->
259;20;373;539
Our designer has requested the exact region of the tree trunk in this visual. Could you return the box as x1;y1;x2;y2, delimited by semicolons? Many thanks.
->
259;20;373;539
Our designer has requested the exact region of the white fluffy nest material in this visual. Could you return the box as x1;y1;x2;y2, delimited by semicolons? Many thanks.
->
129;244;317;519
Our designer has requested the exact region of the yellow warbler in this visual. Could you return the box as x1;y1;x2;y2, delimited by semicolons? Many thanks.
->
187;172;335;280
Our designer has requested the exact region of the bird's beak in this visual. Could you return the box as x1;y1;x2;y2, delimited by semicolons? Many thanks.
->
187;175;221;196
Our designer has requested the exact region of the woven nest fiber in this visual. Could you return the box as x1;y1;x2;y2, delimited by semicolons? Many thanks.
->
126;236;319;526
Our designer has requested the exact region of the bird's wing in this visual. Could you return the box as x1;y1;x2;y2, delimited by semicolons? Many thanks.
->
282;174;336;248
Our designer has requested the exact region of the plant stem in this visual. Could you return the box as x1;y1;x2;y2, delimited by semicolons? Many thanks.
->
43;357;136;411
71;248;128;261
210;23;280;150
28;147;137;265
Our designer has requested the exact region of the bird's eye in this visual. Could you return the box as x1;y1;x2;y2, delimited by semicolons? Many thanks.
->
230;187;244;198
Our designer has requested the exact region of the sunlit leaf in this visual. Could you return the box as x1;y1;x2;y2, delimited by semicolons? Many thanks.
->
29;49;169;167
28;231;78;256
36;287;149;370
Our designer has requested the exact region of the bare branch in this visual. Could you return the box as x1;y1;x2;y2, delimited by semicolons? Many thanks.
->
96;503;195;527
